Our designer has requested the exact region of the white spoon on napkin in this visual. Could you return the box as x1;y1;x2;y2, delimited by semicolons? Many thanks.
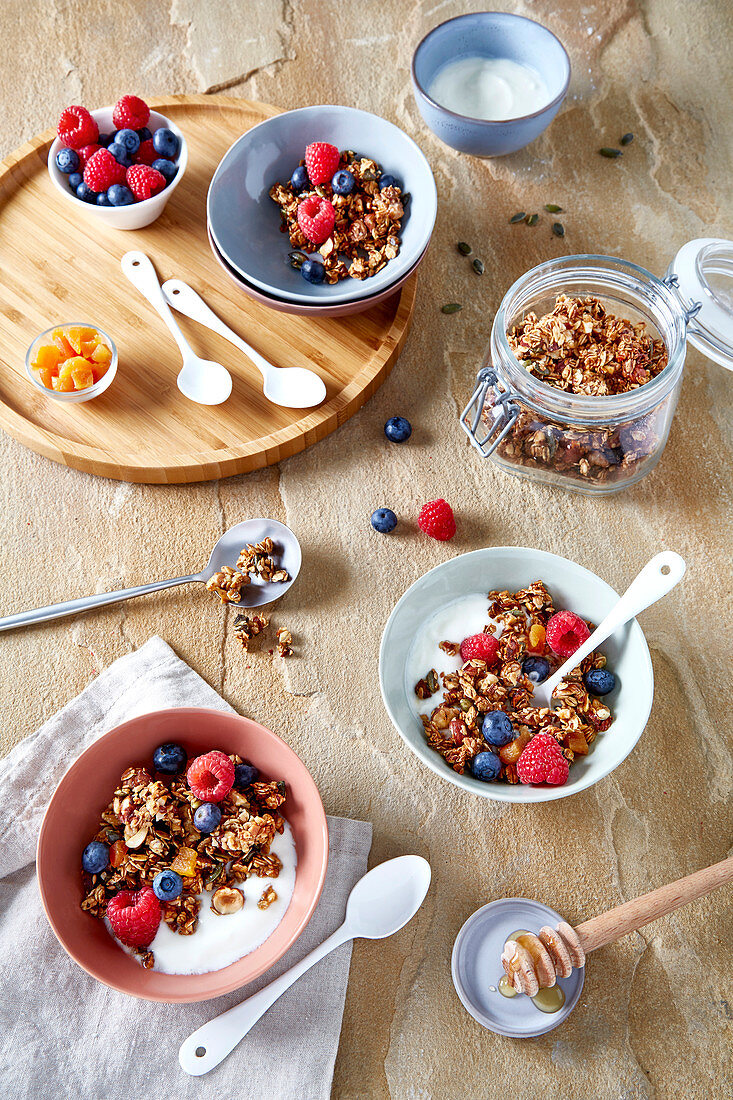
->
179;855;431;1076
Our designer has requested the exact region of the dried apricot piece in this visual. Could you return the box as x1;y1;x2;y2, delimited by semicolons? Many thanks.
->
53;333;75;358
34;344;61;372
36;367;54;389
91;342;111;364
170;846;198;877
71;366;94;389
109;840;127;867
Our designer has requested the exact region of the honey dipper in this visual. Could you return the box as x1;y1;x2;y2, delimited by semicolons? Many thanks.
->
501;856;733;996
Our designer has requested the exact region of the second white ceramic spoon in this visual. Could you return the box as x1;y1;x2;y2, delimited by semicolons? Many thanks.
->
121;252;232;405
532;550;686;709
178;855;431;1077
162;279;327;408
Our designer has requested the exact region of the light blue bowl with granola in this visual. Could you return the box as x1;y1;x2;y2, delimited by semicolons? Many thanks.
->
207;104;437;305
379;547;654;804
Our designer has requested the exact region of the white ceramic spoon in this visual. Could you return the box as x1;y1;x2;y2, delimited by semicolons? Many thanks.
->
161;279;328;409
121;252;232;405
532;551;686;709
179;855;431;1077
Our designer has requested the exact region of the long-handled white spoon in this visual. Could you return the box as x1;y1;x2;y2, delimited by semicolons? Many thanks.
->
121;252;232;405
161;279;327;409
0;519;300;631
532;550;686;709
178;854;431;1077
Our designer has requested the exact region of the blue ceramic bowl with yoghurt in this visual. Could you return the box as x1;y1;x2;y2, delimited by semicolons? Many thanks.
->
411;12;571;157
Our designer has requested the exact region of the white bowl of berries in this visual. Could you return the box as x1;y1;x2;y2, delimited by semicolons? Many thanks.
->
48;95;187;230
379;546;655;803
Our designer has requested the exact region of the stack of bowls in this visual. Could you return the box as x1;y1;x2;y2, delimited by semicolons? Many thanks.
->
206;105;437;317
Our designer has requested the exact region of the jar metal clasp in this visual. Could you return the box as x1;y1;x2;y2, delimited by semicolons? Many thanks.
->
662;273;703;324
460;367;521;458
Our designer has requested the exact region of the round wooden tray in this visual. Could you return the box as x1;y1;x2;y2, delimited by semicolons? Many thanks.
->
0;95;417;483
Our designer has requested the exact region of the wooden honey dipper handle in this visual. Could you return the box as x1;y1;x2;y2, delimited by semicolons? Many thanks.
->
574;856;733;955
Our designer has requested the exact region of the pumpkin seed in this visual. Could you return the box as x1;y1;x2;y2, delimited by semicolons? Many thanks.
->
509;211;526;223
599;147;622;158
526;213;539;226
288;250;308;270
457;241;472;255
544;203;563;213
459;698;472;712
441;303;463;314
552;222;565;237
472;258;484;275
620;132;634;145
426;669;439;693
361;169;377;181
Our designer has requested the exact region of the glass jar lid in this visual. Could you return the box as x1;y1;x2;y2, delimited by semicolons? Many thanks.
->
667;238;733;371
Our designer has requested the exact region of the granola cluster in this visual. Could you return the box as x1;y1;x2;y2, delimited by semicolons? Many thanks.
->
206;539;290;605
269;151;404;283
485;294;670;487
417;581;613;782
81;755;287;967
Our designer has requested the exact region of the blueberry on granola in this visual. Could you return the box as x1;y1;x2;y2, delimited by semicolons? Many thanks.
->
290;165;309;192
153;742;187;775
379;173;398;189
331;169;355;195
234;761;259;787
470;751;502;782
522;656;551;683
301;258;325;284
194;802;222;834
481;710;515;747
82;841;109;874
583;669;616;696
153;869;183;902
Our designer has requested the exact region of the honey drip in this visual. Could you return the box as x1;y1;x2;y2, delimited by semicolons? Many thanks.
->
498;974;518;998
531;985;566;1014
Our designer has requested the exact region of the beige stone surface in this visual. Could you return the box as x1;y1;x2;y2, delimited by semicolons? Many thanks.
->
1;1;732;1097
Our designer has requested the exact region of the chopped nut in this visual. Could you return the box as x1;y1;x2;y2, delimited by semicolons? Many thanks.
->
257;885;278;910
276;628;293;657
211;886;245;915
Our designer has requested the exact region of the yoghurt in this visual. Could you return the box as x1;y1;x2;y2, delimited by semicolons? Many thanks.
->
427;56;551;121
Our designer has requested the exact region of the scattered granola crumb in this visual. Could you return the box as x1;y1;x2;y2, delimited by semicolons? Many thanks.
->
276;628;293;658
233;612;270;651
258;885;278;910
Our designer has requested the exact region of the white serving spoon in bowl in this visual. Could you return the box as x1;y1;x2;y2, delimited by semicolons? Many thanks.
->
161;279;327;409
179;854;432;1077
121;252;233;405
532;551;686;710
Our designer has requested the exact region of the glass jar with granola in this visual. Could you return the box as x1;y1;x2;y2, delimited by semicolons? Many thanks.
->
462;244;733;494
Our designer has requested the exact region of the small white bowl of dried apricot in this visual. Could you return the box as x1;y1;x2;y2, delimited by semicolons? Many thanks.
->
26;323;117;403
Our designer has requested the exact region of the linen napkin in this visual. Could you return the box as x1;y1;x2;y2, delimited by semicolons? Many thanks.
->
0;636;372;1100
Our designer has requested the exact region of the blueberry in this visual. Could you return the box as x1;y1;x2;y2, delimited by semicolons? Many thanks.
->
301;258;325;284
379;173;399;190
371;507;398;533
97;132;113;148
55;147;79;174
583;668;617;696
153;869;183;902
107;183;135;207
152;127;180;159
107;141;133;168
481;710;515;747
470;751;502;782
76;181;98;203
193;803;222;834
68;171;82;191
290;165;309;191
384;416;412;443
152;158;178;184
152;742;187;774
96;192;112;206
82;841;109;874
136;126;152;142
522;656;551;684
331;169;355;195
234;762;259;788
115;128;140;155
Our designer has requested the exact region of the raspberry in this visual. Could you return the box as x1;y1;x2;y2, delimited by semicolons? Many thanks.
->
304;141;340;185
57;105;99;150
106;886;161;947
126;164;166;201
296;195;336;244
76;143;102;169
460;633;500;664
112;95;150;131
417;498;456;541
516;733;569;786
83;149;126;192
187;750;235;802
134;138;157;165
545;609;591;658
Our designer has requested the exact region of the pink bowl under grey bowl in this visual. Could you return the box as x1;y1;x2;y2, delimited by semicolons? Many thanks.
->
207;223;425;317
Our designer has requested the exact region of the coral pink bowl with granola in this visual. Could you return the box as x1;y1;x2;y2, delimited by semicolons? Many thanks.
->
37;707;328;1002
